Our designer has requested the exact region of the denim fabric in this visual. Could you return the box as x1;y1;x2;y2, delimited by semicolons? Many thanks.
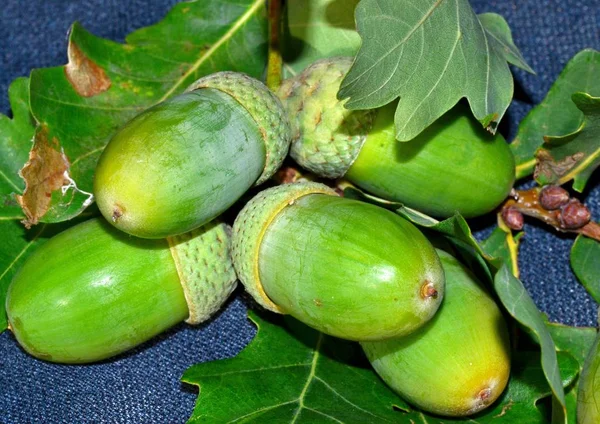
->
0;0;599;422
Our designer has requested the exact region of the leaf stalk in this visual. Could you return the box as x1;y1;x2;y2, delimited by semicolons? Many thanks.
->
266;0;283;91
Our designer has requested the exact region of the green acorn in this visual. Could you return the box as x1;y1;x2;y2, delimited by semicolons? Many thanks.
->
278;58;516;218
94;72;291;239
577;321;600;424
232;182;445;341
5;218;236;364
361;250;511;417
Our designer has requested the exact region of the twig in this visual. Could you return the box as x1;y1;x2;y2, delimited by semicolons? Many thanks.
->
266;0;283;91
500;186;600;241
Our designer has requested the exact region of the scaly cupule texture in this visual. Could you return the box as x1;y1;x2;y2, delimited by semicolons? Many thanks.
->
578;331;600;424
279;57;515;219
277;57;375;179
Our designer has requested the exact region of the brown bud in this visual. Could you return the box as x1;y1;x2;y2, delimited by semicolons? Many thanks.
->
502;207;524;231
275;166;302;185
559;199;591;229
539;185;570;210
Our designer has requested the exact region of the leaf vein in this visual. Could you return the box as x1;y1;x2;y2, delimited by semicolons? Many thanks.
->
397;23;461;134
291;333;323;423
0;224;46;283
227;400;297;423
314;376;389;421
70;147;105;168
343;0;447;89
29;93;146;112
0;168;22;193
158;0;265;101
476;6;491;114
190;362;312;379
303;407;344;423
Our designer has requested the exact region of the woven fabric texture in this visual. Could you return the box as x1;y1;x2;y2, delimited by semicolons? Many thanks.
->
0;0;599;422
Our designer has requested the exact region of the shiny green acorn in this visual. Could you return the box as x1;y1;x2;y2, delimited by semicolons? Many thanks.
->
577;324;600;424
361;250;511;417
232;182;445;342
278;57;516;218
94;72;291;239
5;218;236;364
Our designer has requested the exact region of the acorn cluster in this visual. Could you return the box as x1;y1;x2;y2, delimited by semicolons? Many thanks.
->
6;58;519;417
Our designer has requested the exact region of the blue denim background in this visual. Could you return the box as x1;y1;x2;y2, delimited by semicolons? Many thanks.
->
0;0;599;422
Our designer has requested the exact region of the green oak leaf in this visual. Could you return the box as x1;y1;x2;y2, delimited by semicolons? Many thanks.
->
282;0;361;77
534;93;600;192
547;322;597;371
0;78;35;220
511;49;600;179
337;0;533;141
15;0;267;227
495;266;569;423
550;312;600;424
0;77;37;332
183;311;578;423
478;226;596;424
545;322;597;423
342;185;568;422
481;231;600;424
183;311;405;423
571;235;600;304
578;326;600;424
564;389;578;424
480;226;523;278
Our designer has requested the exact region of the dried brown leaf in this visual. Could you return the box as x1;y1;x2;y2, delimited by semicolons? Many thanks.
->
64;40;111;97
16;126;71;228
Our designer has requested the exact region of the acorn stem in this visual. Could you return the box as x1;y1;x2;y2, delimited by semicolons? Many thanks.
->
420;281;439;300
266;0;283;92
500;187;600;241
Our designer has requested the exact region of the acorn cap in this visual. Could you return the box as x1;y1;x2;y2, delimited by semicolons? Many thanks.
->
187;72;291;185
277;57;376;179
232;182;337;313
168;220;237;324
